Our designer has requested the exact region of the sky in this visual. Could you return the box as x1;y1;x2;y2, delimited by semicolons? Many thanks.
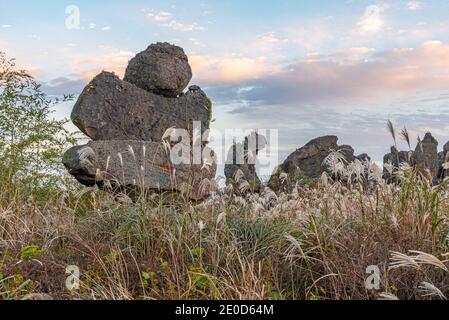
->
2;0;449;176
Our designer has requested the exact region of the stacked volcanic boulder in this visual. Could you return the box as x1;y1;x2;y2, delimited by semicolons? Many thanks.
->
63;42;216;200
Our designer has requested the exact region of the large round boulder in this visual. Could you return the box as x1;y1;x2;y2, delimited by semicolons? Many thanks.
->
124;42;192;97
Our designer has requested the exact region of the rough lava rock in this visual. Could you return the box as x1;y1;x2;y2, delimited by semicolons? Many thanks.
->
267;136;358;191
124;42;192;97
71;72;211;142
63;145;98;186
63;140;216;201
356;153;371;162
438;141;449;179
338;145;356;163
224;132;267;193
382;146;413;182
383;132;439;182
412;132;439;179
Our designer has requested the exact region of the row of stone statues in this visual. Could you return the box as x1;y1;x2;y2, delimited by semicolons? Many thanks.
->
63;42;449;201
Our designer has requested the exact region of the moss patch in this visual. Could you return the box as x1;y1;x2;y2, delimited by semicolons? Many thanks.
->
204;98;213;124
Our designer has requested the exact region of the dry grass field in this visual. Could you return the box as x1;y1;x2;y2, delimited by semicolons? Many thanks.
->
1;152;448;300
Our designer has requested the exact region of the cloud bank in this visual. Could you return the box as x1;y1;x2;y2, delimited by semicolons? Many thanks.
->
190;41;449;106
